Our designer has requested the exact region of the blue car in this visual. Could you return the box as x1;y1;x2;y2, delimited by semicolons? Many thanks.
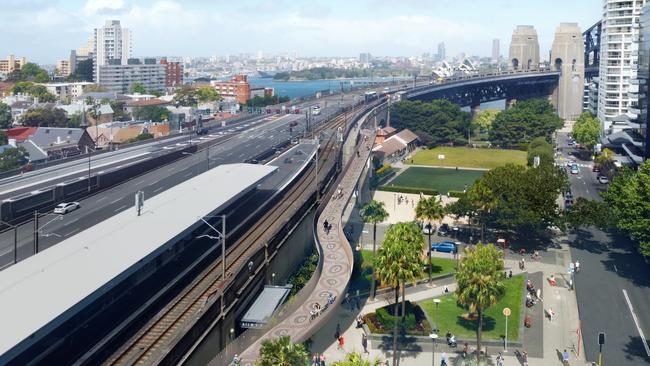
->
431;241;457;253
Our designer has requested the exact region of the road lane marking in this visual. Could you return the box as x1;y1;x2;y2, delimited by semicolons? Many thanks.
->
622;289;650;357
97;197;107;203
64;228;80;237
114;205;127;212
167;167;176;172
153;186;164;193
136;180;146;185
110;198;122;204
184;172;192;178
62;218;79;227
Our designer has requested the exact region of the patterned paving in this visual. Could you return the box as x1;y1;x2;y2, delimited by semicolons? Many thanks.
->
237;128;376;365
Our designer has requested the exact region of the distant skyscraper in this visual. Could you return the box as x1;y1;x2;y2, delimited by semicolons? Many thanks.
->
359;53;372;64
492;39;500;63
437;42;446;61
93;20;132;82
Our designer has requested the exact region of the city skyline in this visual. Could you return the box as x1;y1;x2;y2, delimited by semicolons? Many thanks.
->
1;0;600;63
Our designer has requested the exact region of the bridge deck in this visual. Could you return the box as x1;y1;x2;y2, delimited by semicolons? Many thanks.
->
236;127;376;365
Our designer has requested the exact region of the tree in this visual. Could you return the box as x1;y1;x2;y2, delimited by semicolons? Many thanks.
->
415;196;445;283
473;109;499;132
68;59;93;82
133;106;170;122
21;107;68;127
173;86;201;106
255;335;309;366
197;86;221;102
0;131;7;145
375;222;425;366
0;102;12;129
110;100;127;121
489;99;563;147
572;112;600;150
527;137;554;167
10;81;55;102
602;162;650;256
332;352;382;366
7;63;50;82
390;99;472;147
67;112;82;128
565;197;613;230
130;83;147;94
359;200;389;301
455;243;506;362
0;146;29;172
127;132;154;143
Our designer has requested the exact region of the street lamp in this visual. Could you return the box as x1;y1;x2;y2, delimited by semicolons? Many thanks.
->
271;272;276;285
429;333;438;366
433;298;441;333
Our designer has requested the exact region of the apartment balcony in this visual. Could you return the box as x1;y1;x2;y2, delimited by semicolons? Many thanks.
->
630;78;646;85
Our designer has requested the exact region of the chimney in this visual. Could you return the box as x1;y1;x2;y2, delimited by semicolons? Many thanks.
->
57;136;61;144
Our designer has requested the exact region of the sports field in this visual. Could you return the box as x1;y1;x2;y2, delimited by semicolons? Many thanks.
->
385;167;484;193
409;146;526;169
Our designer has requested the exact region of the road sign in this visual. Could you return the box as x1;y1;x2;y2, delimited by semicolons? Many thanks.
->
503;307;511;317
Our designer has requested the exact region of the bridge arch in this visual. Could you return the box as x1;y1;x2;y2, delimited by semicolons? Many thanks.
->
512;58;519;70
554;58;563;72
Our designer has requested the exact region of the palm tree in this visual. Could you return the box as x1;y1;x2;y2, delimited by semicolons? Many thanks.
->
375;222;425;366
255;335;309;366
455;244;506;362
415;196;445;283
359;200;389;300
332;352;383;366
466;179;495;243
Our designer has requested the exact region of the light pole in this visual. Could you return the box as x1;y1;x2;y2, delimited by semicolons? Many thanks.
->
423;223;434;283
429;333;438;366
433;298;441;333
198;215;227;281
227;327;235;365
272;272;276;285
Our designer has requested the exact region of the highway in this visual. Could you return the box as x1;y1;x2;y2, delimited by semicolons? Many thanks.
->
558;132;650;365
0;92;361;269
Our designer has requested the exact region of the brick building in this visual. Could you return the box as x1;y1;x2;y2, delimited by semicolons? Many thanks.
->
210;75;251;104
160;58;183;87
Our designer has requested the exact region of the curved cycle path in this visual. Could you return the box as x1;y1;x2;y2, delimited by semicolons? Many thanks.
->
238;128;376;365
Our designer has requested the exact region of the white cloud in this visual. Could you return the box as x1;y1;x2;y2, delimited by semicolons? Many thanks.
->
83;0;127;16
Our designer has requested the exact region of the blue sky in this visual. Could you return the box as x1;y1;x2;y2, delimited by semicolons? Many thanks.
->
0;0;601;64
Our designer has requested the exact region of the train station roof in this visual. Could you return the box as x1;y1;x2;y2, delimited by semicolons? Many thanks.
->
0;163;277;359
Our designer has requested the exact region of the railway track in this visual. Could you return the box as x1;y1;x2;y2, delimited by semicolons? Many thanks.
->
103;108;356;366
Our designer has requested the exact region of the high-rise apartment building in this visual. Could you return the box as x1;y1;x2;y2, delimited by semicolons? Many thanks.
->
492;39;500;64
93;20;132;82
56;60;71;76
97;58;164;94
598;0;648;134
0;55;27;74
160;58;184;87
359;53;372;64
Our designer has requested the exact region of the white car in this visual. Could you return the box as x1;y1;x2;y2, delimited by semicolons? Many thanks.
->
54;202;80;214
570;165;580;174
597;175;609;184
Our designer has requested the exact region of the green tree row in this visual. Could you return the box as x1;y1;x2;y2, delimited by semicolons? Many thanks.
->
6;63;50;83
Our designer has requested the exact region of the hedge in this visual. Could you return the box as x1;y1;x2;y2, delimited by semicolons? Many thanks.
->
377;185;439;196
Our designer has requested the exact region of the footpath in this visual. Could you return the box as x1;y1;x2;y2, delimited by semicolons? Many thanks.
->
309;239;591;366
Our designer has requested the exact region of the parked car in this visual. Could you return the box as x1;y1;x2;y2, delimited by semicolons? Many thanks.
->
437;223;450;236
565;191;573;200
196;127;209;135
592;165;601;172
54;202;80;214
431;241;457;253
597;175;609;184
570;165;580;174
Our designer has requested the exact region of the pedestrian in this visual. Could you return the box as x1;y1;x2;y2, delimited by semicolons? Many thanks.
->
338;335;344;350
335;323;340;340
312;353;319;366
232;354;240;365
440;351;448;366
362;333;368;353
496;352;504;366
462;342;468;358
508;270;513;278
575;260;580;273
443;285;449;293
562;349;570;364
320;353;326;366
522;350;529;366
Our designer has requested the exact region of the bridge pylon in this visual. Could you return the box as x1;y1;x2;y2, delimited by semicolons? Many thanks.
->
551;22;585;120
509;25;540;71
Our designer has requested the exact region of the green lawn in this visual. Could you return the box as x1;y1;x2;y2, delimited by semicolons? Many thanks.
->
409;147;527;169
385;167;484;193
420;275;525;341
351;250;457;289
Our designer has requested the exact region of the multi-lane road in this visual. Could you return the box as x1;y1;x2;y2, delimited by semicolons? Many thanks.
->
0;92;361;269
558;132;650;365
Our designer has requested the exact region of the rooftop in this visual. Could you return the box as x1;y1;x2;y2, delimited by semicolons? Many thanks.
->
0;163;277;360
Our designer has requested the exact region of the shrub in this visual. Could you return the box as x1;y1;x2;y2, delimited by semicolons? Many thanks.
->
377;185;439;196
376;164;393;176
